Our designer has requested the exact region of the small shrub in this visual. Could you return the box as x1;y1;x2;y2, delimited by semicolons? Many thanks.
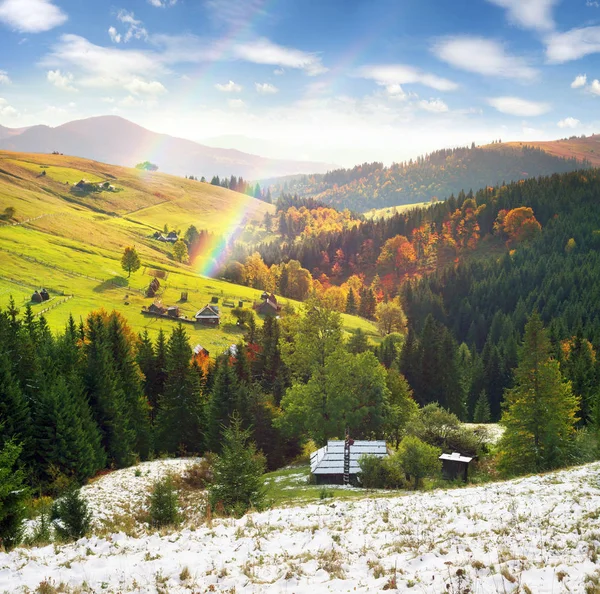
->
149;476;180;528
26;498;53;546
182;456;215;489
319;487;333;500
134;468;142;477
51;487;92;541
179;566;191;582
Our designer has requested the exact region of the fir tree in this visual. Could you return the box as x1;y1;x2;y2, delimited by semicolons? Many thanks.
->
498;314;580;475
0;438;28;550
473;390;491;423
345;289;357;314
207;356;240;451
209;413;266;517
155;325;204;455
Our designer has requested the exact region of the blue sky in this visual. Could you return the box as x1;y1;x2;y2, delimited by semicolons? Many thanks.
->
0;0;599;165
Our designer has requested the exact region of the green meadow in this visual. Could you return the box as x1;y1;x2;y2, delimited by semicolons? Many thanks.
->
0;151;379;353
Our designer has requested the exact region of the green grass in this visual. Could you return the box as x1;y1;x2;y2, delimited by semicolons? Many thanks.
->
0;151;380;353
263;465;390;507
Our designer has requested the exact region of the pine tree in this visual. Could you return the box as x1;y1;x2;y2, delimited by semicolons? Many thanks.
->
83;313;135;467
107;314;151;459
207;356;240;451
209;413;266;516
347;328;369;354
473;390;491;423
498;314;580;475
345;289;357;314
155;325;204;455
0;439;28;550
137;331;158;422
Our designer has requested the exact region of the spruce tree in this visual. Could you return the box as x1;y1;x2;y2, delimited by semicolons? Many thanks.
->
498;314;580;475
345;289;357;314
155;325;204;455
0;438;28;550
207;356;240;451
473;391;491;423
83;313;135;467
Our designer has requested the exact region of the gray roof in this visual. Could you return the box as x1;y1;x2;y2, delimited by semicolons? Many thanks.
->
310;440;389;475
439;452;473;463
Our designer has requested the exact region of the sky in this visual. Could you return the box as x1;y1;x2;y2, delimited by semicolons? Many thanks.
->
0;0;599;166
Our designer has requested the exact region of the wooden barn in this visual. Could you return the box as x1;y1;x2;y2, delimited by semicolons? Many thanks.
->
195;304;220;325
439;452;473;482
310;440;390;485
193;344;209;357
148;301;166;315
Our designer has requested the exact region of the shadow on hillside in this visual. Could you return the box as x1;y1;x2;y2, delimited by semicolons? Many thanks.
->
93;276;129;292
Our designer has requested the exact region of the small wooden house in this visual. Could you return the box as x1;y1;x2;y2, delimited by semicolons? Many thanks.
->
166;231;179;243
167;306;180;318
148;302;166;315
310;440;390;485
439;452;473;482
254;293;281;316
195;304;220;325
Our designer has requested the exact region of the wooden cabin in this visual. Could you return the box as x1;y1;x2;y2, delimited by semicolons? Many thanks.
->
310;440;390;485
195;304;220;325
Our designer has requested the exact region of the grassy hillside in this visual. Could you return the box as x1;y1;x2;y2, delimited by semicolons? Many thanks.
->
0;151;379;352
501;134;600;167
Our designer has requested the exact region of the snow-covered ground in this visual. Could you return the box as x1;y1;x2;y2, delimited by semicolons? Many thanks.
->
3;461;600;593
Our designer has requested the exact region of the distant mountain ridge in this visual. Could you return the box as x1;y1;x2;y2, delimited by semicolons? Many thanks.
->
0;116;333;180
268;144;592;212
500;135;600;167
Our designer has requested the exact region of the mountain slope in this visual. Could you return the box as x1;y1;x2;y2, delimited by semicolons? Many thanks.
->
0;151;378;352
502;134;600;167
269;144;590;212
0;116;333;179
4;459;600;592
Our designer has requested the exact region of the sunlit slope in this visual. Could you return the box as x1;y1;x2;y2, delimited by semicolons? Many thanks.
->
0;151;379;351
494;135;600;167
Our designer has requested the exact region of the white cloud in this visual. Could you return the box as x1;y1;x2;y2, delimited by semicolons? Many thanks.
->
255;82;278;94
486;0;557;32
433;37;537;80
384;83;407;100
101;97;116;103
546;27;600;63
590;79;600;95
557;117;580;128
43;34;164;91
125;78;166;96
488;96;551;116
215;80;242;92
0;0;67;33
108;26;121;44
273;68;285;75
148;0;177;6
0;97;18;118
0;70;11;84
233;38;327;76
116;10;148;43
357;64;457;92
571;74;587;88
228;98;245;109
47;69;77;92
419;99;449;113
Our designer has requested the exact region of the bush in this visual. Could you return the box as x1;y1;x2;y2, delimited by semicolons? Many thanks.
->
358;454;406;489
393;435;441;489
409;403;480;457
570;428;600;465
149;476;180;528
51;487;92;541
182;455;215;489
209;414;266;517
26;498;53;546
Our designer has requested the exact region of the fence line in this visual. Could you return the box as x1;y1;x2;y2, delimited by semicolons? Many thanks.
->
34;294;74;317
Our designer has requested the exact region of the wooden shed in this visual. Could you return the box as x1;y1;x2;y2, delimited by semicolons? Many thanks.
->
439;452;473;482
310;440;390;485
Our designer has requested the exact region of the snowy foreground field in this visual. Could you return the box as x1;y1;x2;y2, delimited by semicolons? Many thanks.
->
3;460;600;593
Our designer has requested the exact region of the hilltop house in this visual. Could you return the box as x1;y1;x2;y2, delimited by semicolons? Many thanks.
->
195;304;220;325
310;440;390;485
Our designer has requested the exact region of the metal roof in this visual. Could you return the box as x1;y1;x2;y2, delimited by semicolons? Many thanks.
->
439;452;473;463
310;440;389;475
